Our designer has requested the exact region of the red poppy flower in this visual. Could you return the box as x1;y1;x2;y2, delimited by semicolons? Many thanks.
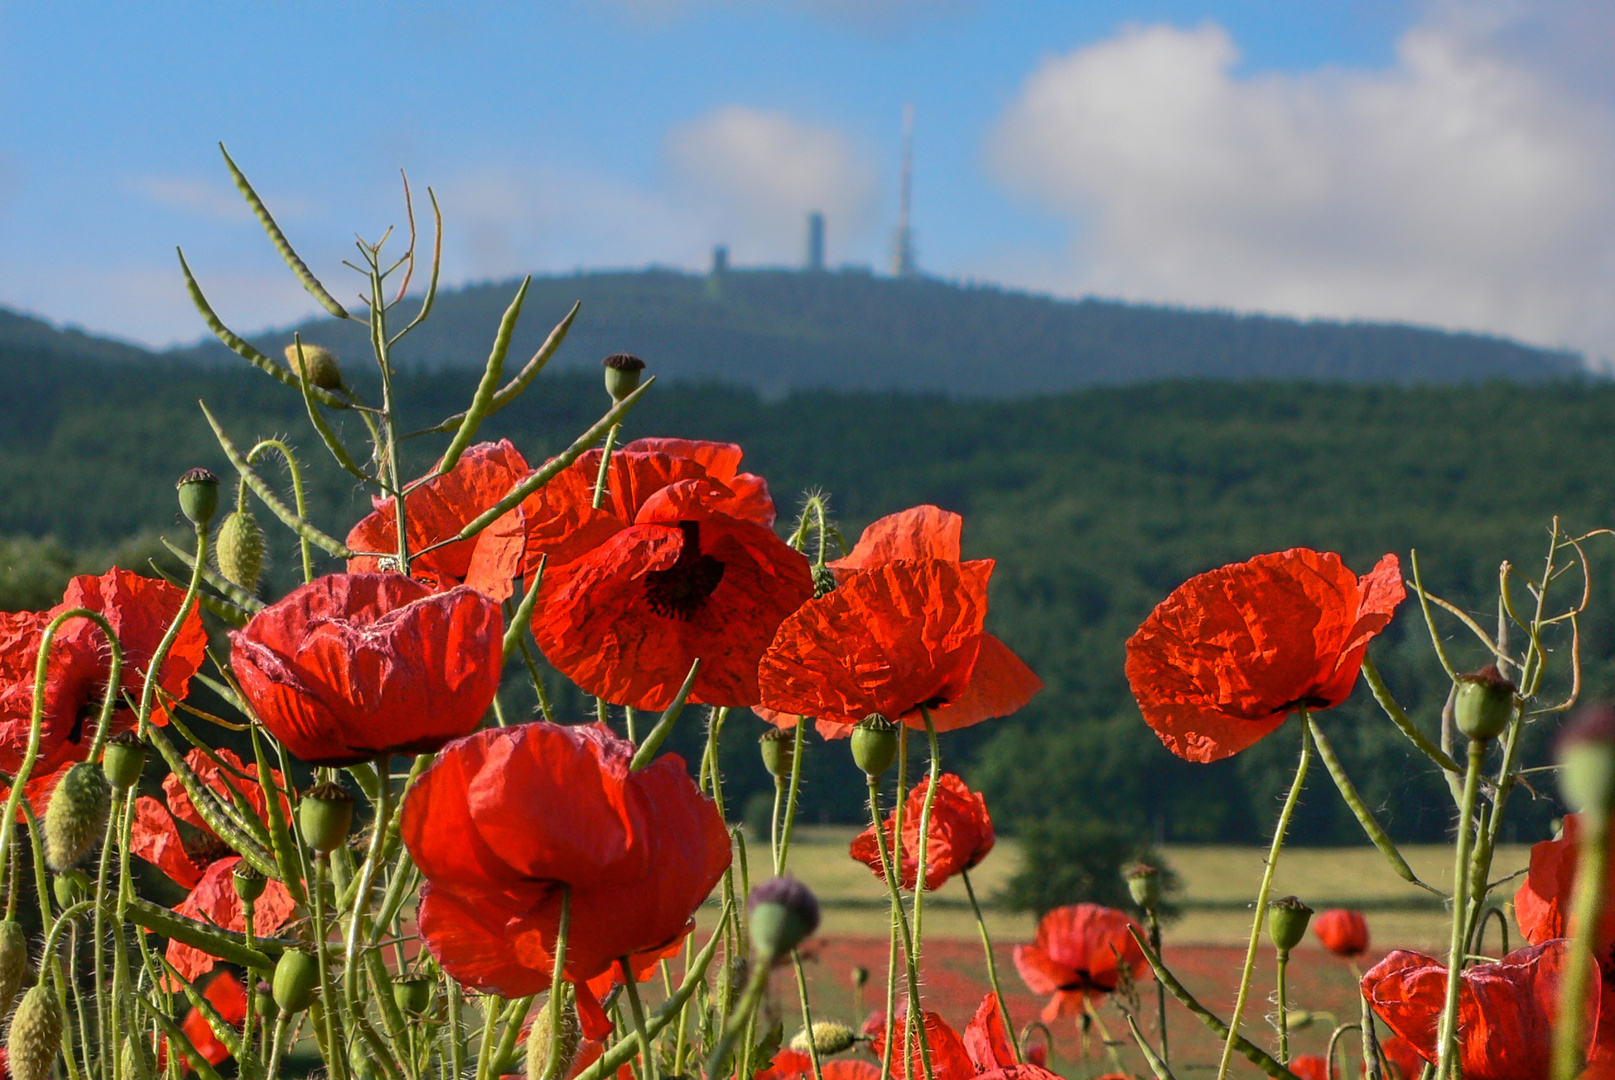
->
347;440;531;601
866;999;1039;1080
177;971;247;1068
1371;1037;1428;1080
849;773;994;891
1013;904;1149;1022
1125;548;1404;763
1360;941;1588;1080
230;573;503;766
131;747;297;983
1289;1056;1329;1080
1314;908;1370;958
401;722;731;1007
756;1050;879;1080
1515;813;1615;961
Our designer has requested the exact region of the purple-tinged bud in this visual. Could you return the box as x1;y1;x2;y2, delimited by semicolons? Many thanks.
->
1268;895;1314;953
851;966;869;989
1560;704;1615;817
602;353;647;402
748;876;820;962
1127;864;1162;911
176;467;220;527
1455;665;1515;742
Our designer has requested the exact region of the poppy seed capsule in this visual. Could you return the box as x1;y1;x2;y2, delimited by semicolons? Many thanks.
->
101;731;147;791
299;781;355;853
233;862;268;903
790;1021;856;1056
759;728;794;780
1267;895;1314;952
748;876;820;962
1126;864;1162;911
254;980;275;1018
1559;704;1615;816
284;342;344;390
176;467;220;527
8;982;64;1080
525;992;582;1080
215;509;267;593
0;918;29;1017
850;714;899;778
851;965;868;989
44;761;111;869
601;353;647;402
53;868;91;909
1455;664;1515;742
272;948;320;1013
394;976;434;1016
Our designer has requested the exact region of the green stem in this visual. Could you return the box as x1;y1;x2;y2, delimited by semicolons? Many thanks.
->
777;719;807;875
620;963;659;1080
93;790;123;1075
770;780;783;875
267;1012;290;1080
136;521;208;735
312;856;349;1080
1149;908;1168;1069
592;424;621;509
1554;812;1606;1079
867;775;933;1080
791;951;825;1080
247;438;314;583
542;887;572;1080
1436;739;1487;1080
1276;948;1290;1065
910;708;941;963
345;757;395;1018
449;980;465;1080
1083;997;1128;1077
962;870;1020;1062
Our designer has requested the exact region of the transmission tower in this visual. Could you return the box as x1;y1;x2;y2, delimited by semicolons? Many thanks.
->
892;103;917;278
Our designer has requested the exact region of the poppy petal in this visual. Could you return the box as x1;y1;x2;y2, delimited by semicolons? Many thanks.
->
964;993;1017;1072
130;795;204;890
830;505;963;573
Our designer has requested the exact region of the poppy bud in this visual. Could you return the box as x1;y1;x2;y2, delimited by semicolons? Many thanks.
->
233;862;268;903
7;982;63;1080
759;728;795;780
0;919;30;1017
1455;665;1515;742
1126;864;1162;911
602;353;647;402
299;780;355;853
254;979;275;1018
525;992;582;1080
176;467;221;528
101;731;146;791
1267;895;1313;953
215;508;267;593
284;342;344;390
1286;1008;1314;1031
748;876;820;963
273;948;320;1013
812;565;838;599
790;1021;856;1056
851;966;869;989
1560;704;1615;817
53;868;91;909
850;714;899;778
44;761;110;869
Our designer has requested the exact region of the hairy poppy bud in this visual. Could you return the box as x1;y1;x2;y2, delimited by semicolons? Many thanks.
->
216;508;267;593
394;976;435;1016
748;876;820;963
53;868;91;909
273;948;320;1013
851;966;868;989
1127;864;1162;911
45;761;111;869
1455;665;1515;742
1561;704;1615;817
0;919;29;1017
759;728;794;780
525;992;583;1080
176;467;220;528
1268;895;1313;953
812;565;838;599
790;1021;856;1056
300;780;355;853
8;983;63;1080
284;342;344;390
233;862;268;903
602;353;646;402
850;714;899;778
101;731;146;791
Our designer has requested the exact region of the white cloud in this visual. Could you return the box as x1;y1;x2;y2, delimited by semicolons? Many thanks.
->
133;175;311;223
986;13;1615;363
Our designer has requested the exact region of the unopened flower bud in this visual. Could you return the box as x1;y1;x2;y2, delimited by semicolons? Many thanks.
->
8;983;64;1080
45;761;110;869
790;1021;856;1056
233;862;268;903
525;992;583;1080
176;467;221;527
53;869;91;909
748;876;820;962
1286;1008;1314;1031
273;948;320;1013
215;509;267;593
851;714;899;778
254;980;275;1018
812;565;838;598
851;966;869;989
1268;896;1314;953
760;729;795;780
1455;665;1515;742
602;353;647;402
101;731;147;791
300;781;355;853
1560;705;1615;817
284;342;344;390
1127;864;1162;911
0;919;30;1017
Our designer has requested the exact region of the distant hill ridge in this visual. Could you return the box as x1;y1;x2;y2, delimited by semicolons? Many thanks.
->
133;269;1585;396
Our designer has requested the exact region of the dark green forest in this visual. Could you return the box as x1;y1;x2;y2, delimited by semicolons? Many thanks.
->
1;309;1608;863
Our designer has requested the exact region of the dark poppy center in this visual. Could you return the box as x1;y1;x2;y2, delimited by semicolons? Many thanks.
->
644;521;726;621
1057;970;1113;993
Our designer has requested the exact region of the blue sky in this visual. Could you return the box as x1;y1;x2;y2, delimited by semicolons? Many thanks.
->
2;1;1613;362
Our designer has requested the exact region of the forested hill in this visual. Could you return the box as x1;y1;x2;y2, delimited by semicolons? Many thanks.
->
141;269;1590;397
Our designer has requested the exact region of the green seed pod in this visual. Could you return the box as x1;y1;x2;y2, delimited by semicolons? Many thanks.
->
850;714;899;778
601;353;646;402
272;948;320;1013
525;992;582;1080
1560;705;1615;817
44;761;111;869
233;862;268;903
1455;665;1515;742
812;564;838;599
101;731;147;791
284;343;344;390
759;728;794;780
253;980;275;1019
121;1033;156;1080
393;977;434;1016
850;966;869;989
215;509;267;593
299;780;355;854
1126;863;1162;911
176;467;220;528
790;1021;856;1056
0;919;30;1017
748;876;820;963
8;983;63;1080
53;868;91;910
1267;895;1314;953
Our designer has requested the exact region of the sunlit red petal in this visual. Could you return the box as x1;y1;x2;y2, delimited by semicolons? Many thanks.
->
130;795;203;890
963;993;1017;1072
166;856;295;985
850;773;994;891
830;505;963;573
868;1010;973;1080
1314;908;1371;957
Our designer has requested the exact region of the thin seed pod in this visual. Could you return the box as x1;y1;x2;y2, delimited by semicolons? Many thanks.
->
392;186;443;343
135;991;228;1080
502;577;546;663
159;537;266;612
1361;655;1460;773
200;402;355;559
292;337;375;485
219;143;349;319
1125;1014;1177;1080
439;277;530;474
1308;718;1443;895
423;300;580;435
251;727;308;906
631;659;702;771
143;723;279;877
161;957;245;1061
125;896;279;970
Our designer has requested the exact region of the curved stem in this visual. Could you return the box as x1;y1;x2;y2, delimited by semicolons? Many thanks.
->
1436;739;1487;1080
962;870;1021;1062
135;520;208;735
248;438;314;583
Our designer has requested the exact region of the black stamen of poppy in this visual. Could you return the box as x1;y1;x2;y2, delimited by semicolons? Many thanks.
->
644;521;725;620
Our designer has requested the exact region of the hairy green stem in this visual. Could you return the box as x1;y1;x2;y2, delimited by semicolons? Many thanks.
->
962;870;1020;1062
1436;739;1487;1080
867;774;933;1080
1554;809;1607;1079
542;887;572;1080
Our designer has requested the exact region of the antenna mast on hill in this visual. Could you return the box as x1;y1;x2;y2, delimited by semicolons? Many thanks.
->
892;102;917;278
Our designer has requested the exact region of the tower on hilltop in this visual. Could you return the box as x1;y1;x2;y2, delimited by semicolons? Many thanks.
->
892;103;917;278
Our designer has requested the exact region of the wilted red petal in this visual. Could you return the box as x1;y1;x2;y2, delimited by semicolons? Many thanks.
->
1126;549;1404;763
850;773;994;891
1375;1035;1429;1080
0;610;102;777
231;573;503;765
964;993;1017;1072
830;505;963;573
1314;908;1371;958
177;971;247;1068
